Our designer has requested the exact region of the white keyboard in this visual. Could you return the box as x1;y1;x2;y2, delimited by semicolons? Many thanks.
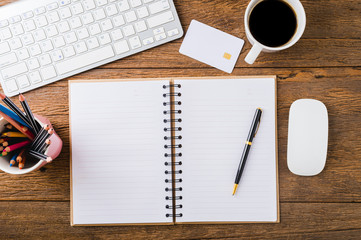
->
0;0;183;96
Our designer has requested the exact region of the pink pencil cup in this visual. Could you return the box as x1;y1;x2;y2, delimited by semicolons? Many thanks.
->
0;114;62;174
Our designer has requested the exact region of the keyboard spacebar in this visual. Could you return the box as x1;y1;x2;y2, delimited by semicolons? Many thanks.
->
56;46;115;75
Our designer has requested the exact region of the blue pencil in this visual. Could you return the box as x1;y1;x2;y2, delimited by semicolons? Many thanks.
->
9;151;20;167
0;104;31;129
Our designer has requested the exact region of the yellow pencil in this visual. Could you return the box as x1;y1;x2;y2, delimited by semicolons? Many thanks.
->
2;132;27;138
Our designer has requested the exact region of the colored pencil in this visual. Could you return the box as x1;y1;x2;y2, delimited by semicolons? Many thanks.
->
30;125;49;149
0;111;34;140
0;92;32;129
2;138;25;147
39;139;51;154
19;94;40;133
0;102;32;129
10;151;20;167
5;124;13;130
3;140;31;154
16;149;26;163
18;154;26;169
33;129;53;152
2;132;27;138
28;150;52;163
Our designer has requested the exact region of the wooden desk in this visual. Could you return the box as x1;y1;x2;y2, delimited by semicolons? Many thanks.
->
1;0;360;239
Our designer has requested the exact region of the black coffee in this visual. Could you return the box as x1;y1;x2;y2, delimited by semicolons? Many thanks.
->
249;0;297;47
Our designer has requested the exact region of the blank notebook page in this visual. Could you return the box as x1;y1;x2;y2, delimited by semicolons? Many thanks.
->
70;80;171;225
175;77;278;223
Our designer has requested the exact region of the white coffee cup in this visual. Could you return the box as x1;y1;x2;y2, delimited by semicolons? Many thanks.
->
244;0;306;64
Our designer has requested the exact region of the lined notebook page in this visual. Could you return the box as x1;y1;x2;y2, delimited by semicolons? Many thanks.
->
175;78;278;223
70;80;172;225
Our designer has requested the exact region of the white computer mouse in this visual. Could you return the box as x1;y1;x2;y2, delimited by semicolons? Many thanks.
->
287;99;328;176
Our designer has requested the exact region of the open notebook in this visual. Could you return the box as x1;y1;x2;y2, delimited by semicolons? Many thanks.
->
69;76;278;226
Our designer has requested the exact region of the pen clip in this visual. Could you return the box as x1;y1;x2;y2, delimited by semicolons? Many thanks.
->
253;109;262;138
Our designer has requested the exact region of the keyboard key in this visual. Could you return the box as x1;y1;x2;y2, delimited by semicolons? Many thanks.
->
89;23;101;35
137;6;149;18
41;40;54;52
45;25;59;37
10;24;24;36
122;25;135;37
58;21;71;33
114;40;129;54
105;4;118;16
74;42;87;54
101;19;113;31
77;28;90;40
153;27;164;35
147;10;174;28
29;44;42;56
113;15;125;27
1;62;28;79
9;38;23;50
59;0;71;6
86;37;100;49
5;79;18;93
9;15;21;24
21;34;35;46
24;20;36;32
51;50;65;61
130;0;142;7
69;17;82;29
129;36;141;49
167;28;179;37
83;0;96;10
71;3;84;15
155;32;166;41
118;0;130;12
125;11;137;23
48;11;60;23
99;33;111;45
36;16;49;28
22;11;34;20
34;7;46;15
96;0;108;6
0;28;12;40
29;71;42;84
135;20;147;32
148;0;170;15
39;54;52;66
41;65;57;80
28;58;40;70
111;29;123;41
65;32;77;43
82;13;94;25
18;49;30;60
17;75;30;88
59;7;72;19
34;29;47;41
0;20;9;28
63;46;76;57
142;36;154;45
53;36;66;47
143;0;154;3
0;42;11;55
0;53;17;68
93;8;106;20
47;2;59;11
56;45;115;75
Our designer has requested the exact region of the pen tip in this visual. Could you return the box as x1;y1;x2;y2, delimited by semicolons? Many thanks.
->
232;184;238;196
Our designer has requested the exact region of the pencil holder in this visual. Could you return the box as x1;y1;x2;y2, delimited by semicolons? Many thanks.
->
0;114;62;175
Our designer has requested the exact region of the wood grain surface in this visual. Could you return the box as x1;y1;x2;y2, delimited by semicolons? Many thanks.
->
0;0;360;239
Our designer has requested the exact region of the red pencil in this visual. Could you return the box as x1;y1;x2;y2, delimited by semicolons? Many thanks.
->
0;111;34;140
2;140;31;155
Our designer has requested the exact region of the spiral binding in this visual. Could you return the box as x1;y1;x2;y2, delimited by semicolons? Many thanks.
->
163;83;183;219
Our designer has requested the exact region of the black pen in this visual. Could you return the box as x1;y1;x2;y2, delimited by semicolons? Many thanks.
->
232;108;262;195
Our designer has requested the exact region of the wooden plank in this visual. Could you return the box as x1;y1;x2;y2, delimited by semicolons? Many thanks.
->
0;67;360;202
0;202;360;239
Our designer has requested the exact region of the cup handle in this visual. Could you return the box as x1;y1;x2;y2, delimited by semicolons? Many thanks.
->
245;43;263;64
